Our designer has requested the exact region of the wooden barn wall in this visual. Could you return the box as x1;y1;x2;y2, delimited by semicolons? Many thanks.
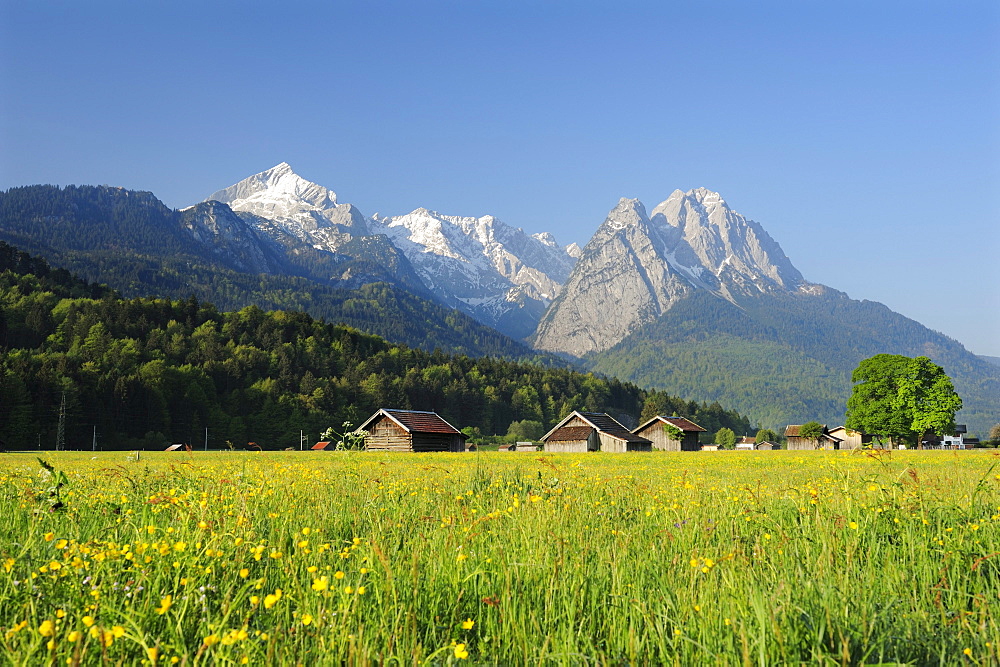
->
544;440;590;453
681;433;701;451
786;436;815;451
637;425;679;452
364;417;413;452
411;433;461;452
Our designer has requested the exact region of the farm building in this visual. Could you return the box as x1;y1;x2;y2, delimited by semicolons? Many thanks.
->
827;427;872;450
541;411;652;453
784;425;844;450
632;416;706;451
735;436;756;450
357;409;468;452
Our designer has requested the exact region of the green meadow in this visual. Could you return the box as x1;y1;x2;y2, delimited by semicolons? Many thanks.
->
1;450;998;664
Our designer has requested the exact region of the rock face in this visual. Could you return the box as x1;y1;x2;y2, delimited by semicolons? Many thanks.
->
532;189;808;357
650;188;803;297
179;200;285;275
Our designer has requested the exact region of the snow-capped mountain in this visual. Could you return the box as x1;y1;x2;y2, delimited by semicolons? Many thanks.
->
207;162;369;250
369;208;576;336
201;164;577;339
531;188;811;356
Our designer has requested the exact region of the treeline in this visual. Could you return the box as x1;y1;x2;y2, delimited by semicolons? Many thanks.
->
0;246;754;450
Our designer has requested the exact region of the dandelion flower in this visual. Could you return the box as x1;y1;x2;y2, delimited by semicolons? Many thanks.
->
461;618;475;629
454;643;469;659
38;620;54;637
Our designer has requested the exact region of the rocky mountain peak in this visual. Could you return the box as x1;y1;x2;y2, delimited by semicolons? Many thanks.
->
205;163;367;242
533;189;809;357
650;188;803;290
602;198;648;232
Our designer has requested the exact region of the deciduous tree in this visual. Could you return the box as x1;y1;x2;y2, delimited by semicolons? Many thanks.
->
845;354;962;447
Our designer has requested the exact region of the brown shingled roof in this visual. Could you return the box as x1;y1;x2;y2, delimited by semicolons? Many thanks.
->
546;426;594;442
660;416;706;432
633;416;707;435
542;411;651;444
359;409;466;437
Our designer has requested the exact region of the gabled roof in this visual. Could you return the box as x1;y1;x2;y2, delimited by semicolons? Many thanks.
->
542;411;651;444
737;436;756;445
358;409;466;437
785;424;843;441
634;415;707;434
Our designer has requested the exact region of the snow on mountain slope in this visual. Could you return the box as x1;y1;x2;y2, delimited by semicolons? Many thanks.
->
368;208;577;334
206;162;369;248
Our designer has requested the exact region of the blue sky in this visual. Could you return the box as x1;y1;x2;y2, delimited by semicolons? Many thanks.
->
2;1;998;355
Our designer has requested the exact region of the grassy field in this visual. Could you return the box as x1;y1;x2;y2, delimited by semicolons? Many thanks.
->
1;449;998;665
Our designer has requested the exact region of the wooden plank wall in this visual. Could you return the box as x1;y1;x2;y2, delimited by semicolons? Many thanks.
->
364;418;413;452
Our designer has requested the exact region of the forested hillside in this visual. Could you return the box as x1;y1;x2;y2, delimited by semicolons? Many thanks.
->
589;289;1000;434
0;243;754;450
0;186;551;361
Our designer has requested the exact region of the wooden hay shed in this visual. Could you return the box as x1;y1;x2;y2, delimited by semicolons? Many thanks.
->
541;411;652;453
358;409;468;453
632;416;707;452
784;425;844;450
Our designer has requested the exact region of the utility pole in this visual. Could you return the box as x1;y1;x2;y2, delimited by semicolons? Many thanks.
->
92;425;97;452
55;391;66;451
300;430;304;451
204;427;208;452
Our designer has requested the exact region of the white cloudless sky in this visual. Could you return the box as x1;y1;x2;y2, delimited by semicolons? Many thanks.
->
2;0;998;355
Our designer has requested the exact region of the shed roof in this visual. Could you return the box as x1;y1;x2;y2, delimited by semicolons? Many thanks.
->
542;411;651;444
358;409;467;437
634;416;707;434
311;441;332;450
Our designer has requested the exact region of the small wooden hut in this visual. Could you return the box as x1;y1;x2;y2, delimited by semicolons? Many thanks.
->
784;425;844;450
357;409;468;452
541;411;652;453
632;416;707;451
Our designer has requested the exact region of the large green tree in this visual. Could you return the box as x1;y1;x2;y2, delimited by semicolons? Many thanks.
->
845;354;962;447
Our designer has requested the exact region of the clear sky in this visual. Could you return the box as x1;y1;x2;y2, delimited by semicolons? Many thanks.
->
2;0;998;355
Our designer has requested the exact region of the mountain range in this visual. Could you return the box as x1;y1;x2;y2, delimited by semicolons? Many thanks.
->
1;164;996;434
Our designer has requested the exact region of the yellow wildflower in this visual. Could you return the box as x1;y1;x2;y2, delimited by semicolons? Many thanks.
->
454;643;469;659
264;589;282;609
38;620;55;637
462;618;475;629
156;594;173;615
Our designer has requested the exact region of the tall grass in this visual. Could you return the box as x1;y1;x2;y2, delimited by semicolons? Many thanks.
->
1;450;998;664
